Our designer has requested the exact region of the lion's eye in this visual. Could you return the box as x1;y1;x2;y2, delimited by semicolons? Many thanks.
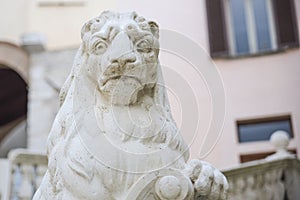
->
136;40;153;53
93;41;108;54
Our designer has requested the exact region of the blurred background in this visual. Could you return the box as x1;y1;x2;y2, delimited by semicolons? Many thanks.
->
0;0;299;199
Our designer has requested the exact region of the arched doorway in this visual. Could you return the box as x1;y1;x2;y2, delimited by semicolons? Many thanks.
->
0;68;28;126
0;42;29;157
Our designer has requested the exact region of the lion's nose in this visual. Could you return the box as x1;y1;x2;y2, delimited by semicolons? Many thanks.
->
110;52;136;67
109;32;137;67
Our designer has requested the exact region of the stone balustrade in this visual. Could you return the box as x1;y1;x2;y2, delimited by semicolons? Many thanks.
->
4;149;47;200
1;149;299;200
223;130;299;200
224;158;300;200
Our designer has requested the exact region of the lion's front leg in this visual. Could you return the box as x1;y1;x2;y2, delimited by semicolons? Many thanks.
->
182;159;228;200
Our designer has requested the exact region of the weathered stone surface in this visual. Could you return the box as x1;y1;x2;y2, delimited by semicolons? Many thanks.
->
33;11;228;200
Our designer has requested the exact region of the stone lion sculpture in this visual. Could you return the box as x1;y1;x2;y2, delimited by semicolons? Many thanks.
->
33;11;228;200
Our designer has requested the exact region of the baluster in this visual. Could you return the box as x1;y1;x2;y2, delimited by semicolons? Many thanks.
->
231;177;245;200
34;165;47;189
227;178;236;199
270;169;284;200
11;164;22;200
18;164;34;200
263;171;276;200
244;175;256;199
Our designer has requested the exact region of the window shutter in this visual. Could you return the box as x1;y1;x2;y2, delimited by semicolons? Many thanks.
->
206;0;229;57
272;0;299;49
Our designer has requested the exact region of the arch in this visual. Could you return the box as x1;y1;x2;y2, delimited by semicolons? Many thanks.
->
0;41;29;83
0;42;29;153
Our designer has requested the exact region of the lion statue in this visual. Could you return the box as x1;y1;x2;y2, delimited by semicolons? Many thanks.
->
33;11;228;200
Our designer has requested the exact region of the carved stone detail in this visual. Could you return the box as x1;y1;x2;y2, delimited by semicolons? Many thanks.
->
126;169;194;200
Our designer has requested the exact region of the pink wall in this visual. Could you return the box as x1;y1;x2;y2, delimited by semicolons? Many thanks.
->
212;50;300;169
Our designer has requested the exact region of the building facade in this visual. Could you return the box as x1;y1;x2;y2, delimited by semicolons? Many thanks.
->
0;0;299;170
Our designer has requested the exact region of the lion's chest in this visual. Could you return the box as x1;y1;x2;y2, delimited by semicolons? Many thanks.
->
97;103;166;141
53;127;183;199
66;102;183;169
50;98;185;197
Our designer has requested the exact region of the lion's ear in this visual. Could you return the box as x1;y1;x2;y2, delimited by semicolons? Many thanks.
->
148;21;159;38
81;21;93;40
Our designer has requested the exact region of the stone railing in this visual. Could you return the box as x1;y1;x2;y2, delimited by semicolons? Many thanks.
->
224;158;300;200
1;150;299;200
223;131;299;200
2;149;47;200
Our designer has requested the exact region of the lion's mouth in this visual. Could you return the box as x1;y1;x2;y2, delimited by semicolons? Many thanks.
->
101;75;141;86
106;75;121;83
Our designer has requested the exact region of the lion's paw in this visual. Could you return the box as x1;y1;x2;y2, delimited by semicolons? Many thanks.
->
183;159;228;200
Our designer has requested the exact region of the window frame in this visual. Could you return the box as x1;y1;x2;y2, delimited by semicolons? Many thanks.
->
236;115;294;143
37;0;86;7
205;0;300;58
240;149;297;162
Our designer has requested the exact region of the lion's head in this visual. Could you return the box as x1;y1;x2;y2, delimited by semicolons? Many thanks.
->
74;11;160;105
57;11;189;163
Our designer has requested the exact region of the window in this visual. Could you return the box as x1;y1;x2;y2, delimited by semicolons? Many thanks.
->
206;0;299;57
227;0;276;55
237;115;293;143
38;0;86;7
